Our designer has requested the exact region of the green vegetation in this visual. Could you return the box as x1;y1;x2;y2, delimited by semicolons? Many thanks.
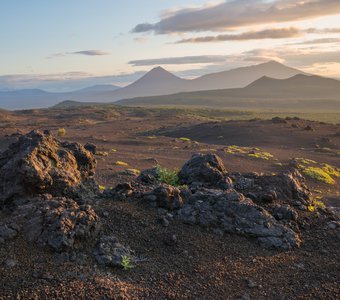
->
57;127;66;137
295;158;317;165
156;165;180;186
115;161;129;166
248;152;274;160
98;185;106;192
302;167;335;185
179;137;192;142
224;145;274;160
296;158;339;185
96;151;109;157
121;256;134;270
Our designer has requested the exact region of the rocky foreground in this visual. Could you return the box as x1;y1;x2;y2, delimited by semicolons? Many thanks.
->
0;130;339;299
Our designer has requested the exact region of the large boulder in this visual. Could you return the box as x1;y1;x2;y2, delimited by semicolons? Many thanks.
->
233;170;311;204
179;153;232;189
0;130;96;207
143;184;184;210
177;189;301;250
18;195;100;252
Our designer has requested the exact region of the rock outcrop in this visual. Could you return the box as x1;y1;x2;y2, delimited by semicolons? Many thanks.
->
0;130;96;208
178;153;232;189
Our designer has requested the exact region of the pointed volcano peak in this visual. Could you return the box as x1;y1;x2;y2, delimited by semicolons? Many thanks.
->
146;66;176;77
137;66;182;82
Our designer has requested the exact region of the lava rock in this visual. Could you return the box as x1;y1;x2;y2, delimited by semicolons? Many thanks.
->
84;142;97;154
144;184;184;210
21;196;100;252
93;235;133;268
177;189;301;249
0;130;97;208
178;153;232;189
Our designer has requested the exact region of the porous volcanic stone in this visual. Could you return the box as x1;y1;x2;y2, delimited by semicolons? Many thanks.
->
0;130;96;207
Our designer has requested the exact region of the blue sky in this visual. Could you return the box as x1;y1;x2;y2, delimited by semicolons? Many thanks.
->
1;0;340;91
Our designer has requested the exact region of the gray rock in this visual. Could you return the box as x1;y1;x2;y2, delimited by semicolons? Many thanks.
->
145;184;184;210
178;153;232;189
177;189;301;249
22;197;100;252
93;235;133;268
3;258;18;269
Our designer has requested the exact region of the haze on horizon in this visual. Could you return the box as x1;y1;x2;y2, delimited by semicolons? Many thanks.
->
1;0;340;92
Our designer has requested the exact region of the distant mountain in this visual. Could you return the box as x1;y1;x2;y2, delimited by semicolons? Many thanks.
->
74;84;120;93
64;61;303;103
117;74;340;111
189;60;303;90
0;89;67;110
0;61;319;110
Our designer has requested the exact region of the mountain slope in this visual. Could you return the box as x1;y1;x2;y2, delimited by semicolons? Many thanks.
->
117;74;340;111
189;60;302;90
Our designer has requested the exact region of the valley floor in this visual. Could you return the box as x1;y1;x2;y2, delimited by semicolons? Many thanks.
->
0;106;339;299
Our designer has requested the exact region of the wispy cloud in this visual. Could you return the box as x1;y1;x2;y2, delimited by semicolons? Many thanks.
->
71;50;111;56
133;0;340;34
176;27;302;43
288;38;340;45
47;50;111;59
129;55;228;66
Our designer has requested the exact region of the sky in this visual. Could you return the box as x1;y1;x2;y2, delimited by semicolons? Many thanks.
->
0;0;340;91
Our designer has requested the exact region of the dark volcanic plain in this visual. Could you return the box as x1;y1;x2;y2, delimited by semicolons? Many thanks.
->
0;105;339;299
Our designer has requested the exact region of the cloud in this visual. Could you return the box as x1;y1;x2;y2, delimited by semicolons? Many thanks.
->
71;50;111;56
289;38;340;45
132;0;340;34
306;27;340;33
47;50;110;59
129;55;228;66
176;27;302;43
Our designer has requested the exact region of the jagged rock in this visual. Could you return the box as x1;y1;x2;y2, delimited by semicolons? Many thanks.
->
143;184;184;210
233;170;311;204
137;167;159;185
270;204;298;221
93;235;133;267
0;130;97;208
177;189;301;249
19;196;100;252
179;153;232;189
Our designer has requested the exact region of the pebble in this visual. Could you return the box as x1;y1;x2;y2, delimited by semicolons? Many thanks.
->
3;259;18;269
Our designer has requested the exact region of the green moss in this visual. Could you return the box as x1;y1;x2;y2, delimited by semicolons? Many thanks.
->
96;151;109;157
322;164;340;178
302;167;335;184
296;158;317;165
179;137;192;142
115;161;129;166
248;152;274;160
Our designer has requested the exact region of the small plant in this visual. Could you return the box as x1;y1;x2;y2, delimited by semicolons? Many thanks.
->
121;255;134;270
57;127;66;137
98;185;106;192
156;165;180;186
